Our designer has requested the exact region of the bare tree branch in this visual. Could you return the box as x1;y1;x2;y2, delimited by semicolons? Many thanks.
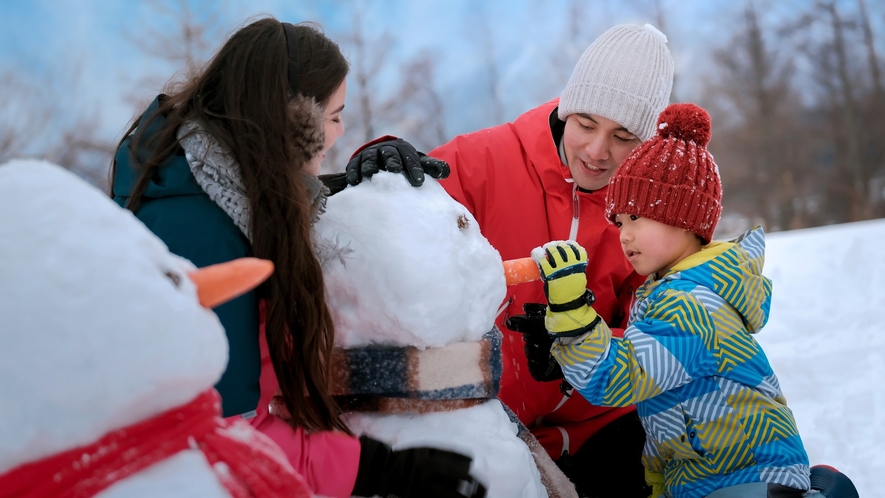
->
0;71;51;162
122;0;222;106
706;2;815;231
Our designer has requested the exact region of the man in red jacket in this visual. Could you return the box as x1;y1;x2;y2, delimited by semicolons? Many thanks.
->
429;24;674;497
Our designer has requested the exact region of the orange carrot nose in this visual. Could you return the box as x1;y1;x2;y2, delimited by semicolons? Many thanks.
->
503;257;541;286
188;258;275;309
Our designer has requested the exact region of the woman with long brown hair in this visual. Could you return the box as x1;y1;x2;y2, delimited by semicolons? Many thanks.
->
111;17;480;498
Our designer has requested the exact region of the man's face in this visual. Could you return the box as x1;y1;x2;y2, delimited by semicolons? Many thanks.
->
562;113;642;191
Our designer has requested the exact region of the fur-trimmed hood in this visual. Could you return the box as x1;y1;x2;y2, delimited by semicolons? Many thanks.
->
114;94;329;244
113;94;326;208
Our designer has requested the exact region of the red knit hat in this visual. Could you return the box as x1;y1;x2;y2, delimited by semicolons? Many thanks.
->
605;103;722;244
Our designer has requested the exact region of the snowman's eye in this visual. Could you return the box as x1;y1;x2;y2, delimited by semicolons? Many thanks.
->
164;270;182;288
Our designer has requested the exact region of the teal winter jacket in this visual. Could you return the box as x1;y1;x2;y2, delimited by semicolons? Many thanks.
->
112;96;260;417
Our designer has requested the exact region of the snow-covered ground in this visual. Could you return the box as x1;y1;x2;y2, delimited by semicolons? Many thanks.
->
759;218;885;497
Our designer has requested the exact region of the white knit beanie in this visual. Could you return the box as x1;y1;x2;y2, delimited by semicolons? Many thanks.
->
559;24;674;142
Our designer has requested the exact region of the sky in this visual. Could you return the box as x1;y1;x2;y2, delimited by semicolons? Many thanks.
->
0;0;823;163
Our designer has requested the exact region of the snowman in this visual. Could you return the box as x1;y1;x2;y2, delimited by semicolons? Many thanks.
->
0;160;310;497
314;172;577;498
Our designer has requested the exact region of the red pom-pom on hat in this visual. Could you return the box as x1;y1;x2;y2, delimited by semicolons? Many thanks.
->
656;103;711;146
605;102;722;244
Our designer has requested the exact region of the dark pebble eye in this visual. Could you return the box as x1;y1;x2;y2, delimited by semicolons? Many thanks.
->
164;270;181;288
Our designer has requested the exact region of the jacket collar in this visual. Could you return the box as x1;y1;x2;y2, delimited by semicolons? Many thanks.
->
638;227;771;333
511;98;610;199
112;95;203;201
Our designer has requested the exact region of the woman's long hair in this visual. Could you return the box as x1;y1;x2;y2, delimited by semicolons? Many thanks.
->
110;18;351;434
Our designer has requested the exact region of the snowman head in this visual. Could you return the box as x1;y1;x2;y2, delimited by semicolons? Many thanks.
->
0;160;267;473
315;172;506;349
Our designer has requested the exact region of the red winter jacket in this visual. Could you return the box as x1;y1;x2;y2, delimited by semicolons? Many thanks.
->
431;99;646;460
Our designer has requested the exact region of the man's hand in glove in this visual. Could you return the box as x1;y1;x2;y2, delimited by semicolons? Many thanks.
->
505;303;564;382
346;137;450;187
352;435;487;498
317;173;348;196
531;241;600;338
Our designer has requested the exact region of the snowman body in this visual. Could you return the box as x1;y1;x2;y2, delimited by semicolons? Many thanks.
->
315;173;547;498
0;160;240;496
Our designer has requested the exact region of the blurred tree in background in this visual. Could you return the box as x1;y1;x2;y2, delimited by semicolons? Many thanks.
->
2;0;884;233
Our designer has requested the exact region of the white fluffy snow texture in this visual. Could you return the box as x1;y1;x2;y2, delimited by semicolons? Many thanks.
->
0;160;229;478
761;219;885;498
315;172;506;348
96;451;229;497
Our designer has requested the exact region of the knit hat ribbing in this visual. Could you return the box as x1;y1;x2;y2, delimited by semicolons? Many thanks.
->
605;103;722;244
558;24;674;142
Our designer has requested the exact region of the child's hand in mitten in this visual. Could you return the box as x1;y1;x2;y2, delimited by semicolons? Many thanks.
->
531;241;600;338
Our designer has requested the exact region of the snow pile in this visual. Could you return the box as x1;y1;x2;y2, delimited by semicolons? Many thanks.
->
761;219;885;498
316;172;506;349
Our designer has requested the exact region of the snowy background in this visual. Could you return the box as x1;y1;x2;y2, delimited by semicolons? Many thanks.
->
758;218;884;497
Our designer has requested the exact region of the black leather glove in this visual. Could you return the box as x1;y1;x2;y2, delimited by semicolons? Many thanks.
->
317;172;348;196
352;435;486;498
505;303;565;382
345;138;450;187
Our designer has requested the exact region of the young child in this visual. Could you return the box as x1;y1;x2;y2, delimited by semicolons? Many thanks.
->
532;103;811;498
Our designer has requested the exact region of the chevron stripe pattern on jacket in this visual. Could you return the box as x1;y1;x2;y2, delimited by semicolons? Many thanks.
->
551;227;810;498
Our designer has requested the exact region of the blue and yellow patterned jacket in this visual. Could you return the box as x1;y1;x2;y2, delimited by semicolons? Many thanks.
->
552;227;809;498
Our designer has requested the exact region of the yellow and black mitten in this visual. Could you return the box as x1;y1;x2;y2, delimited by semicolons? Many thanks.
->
645;468;666;498
531;241;600;337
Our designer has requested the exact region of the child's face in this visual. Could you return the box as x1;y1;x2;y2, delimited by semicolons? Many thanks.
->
614;214;702;277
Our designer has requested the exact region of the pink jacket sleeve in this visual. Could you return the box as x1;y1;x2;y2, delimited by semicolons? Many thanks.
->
250;410;360;498
242;316;361;498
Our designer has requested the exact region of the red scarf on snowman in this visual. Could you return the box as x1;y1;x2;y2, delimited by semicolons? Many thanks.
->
0;389;312;498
